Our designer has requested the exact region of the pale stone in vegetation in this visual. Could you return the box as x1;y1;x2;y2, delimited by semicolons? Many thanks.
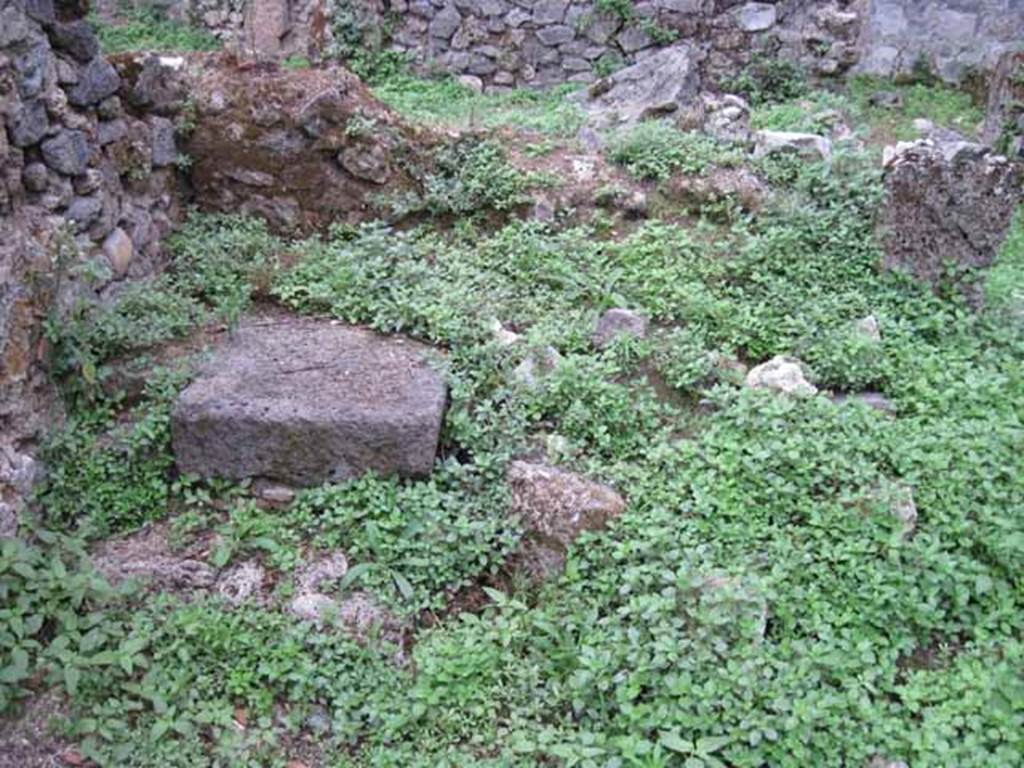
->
746;356;817;396
508;461;625;547
592;308;649;349
753;130;832;162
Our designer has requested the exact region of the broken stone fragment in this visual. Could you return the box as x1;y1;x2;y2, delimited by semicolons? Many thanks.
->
289;592;338;622
21;162;48;193
735;2;777;32
584;43;701;128
508;461;625;547
457;74;484;93
592;308;649;349
172;316;447;486
67;56;121;107
49;20;99;63
745;356;817;396
508;461;625;581
753;130;832;162
868;90;903;109
255;483;296;506
41;129;90;176
102;227;133;277
488;318;521;346
287;588;401;646
92;525;217;591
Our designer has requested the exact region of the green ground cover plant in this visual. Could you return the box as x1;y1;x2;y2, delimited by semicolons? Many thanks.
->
384;138;541;218
10;76;1023;768
91;9;220;54
36;214;281;536
607;122;745;181
373;75;584;136
749;76;985;145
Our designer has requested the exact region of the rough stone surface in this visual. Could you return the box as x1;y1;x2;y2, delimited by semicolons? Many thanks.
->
172;316;448;486
856;0;1023;83
1;0;190;535
148;116;178;167
49;20;99;63
8;98;49;147
592;308;649;349
216;560;267;604
983;50;1024;158
753;130;832;161
92;524;217;591
67;56;121;106
102;226;134;277
186;63;426;230
746;356;818;396
735;2;776;33
296;552;350;593
507;461;625;547
584;43;701;127
40;129;90;175
880;139;1023;305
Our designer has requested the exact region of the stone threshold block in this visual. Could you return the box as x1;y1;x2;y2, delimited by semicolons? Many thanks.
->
172;316;447;486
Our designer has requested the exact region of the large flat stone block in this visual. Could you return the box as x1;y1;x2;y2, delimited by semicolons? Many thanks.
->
172;317;447;486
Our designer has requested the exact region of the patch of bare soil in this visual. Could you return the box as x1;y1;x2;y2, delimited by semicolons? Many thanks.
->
0;689;72;768
91;520;219;594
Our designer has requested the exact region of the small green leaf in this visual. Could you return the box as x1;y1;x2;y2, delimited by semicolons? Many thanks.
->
64;665;81;696
393;571;415;601
659;731;693;754
339;562;373;592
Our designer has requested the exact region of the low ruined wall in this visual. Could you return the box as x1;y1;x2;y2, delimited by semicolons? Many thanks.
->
388;0;860;89
1;0;187;533
390;0;1023;89
143;0;1024;89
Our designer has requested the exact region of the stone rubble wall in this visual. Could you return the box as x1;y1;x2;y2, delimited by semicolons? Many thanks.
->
144;0;1024;90
390;0;1024;89
1;0;187;535
389;0;863;90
